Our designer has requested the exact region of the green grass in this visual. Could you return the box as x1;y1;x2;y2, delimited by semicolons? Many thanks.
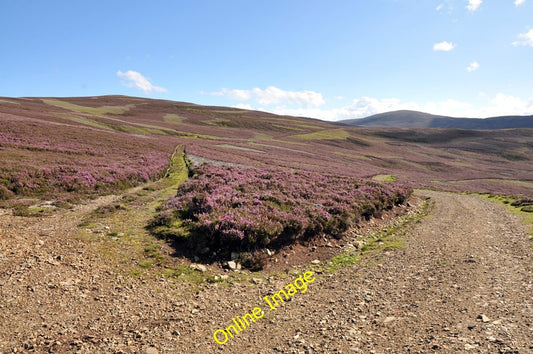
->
43;99;134;115
56;114;115;131
290;128;350;140
481;194;533;236
163;113;186;124
324;252;361;272
139;260;154;268
12;204;53;217
74;145;196;284
372;174;398;183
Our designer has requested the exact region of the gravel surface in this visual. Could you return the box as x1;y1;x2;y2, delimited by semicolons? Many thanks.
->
1;190;532;353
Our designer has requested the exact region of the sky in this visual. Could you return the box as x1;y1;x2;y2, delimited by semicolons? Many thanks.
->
1;0;532;120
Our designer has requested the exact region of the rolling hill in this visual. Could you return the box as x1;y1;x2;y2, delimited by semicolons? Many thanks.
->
1;96;532;200
341;110;533;129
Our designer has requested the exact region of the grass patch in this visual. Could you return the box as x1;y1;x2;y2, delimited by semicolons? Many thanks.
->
43;99;134;115
481;194;533;236
324;252;360;272
372;174;398;183
139;260;154;268
74;145;192;283
56;114;115;131
163;114;186;124
290;128;350;140
12;204;53;217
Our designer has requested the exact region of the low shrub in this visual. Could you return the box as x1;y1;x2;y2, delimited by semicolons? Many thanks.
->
0;185;14;200
150;164;412;267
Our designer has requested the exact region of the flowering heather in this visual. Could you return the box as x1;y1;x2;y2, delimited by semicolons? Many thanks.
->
151;164;412;256
0;113;176;201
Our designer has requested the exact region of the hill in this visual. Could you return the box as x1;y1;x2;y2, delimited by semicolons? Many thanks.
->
1;95;532;202
341;110;533;129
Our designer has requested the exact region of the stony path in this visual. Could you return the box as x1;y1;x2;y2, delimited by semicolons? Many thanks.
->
1;191;532;353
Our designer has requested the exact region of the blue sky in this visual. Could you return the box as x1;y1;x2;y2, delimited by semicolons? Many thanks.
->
1;0;532;120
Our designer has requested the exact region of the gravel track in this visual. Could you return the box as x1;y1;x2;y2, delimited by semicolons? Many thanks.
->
1;190;532;353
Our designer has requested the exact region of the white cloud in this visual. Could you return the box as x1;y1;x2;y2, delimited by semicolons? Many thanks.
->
488;93;533;116
433;41;456;51
467;61;480;72
233;103;253;110
116;70;167;94
214;86;325;107
512;29;533;47
436;3;444;11
466;0;482;12
246;94;533;121
514;0;526;6
212;86;533;121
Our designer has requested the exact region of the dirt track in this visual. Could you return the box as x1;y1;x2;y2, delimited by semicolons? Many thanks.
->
1;190;532;353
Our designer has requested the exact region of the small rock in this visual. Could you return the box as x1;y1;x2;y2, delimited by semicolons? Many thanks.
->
145;347;158;354
465;343;479;350
266;249;272;256
311;259;321;265
383;316;396;324
189;264;207;272
478;314;490;323
251;278;263;285
227;261;239;271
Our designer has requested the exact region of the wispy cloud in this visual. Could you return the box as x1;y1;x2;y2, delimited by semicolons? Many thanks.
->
433;41;456;51
229;94;533;121
466;0;482;12
512;28;533;47
213;86;325;107
116;70;167;94
514;0;526;6
467;61;480;72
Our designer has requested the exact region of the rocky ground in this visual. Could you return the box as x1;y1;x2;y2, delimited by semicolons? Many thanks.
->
1;190;532;353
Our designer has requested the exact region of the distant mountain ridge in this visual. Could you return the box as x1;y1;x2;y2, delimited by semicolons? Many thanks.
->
341;110;533;129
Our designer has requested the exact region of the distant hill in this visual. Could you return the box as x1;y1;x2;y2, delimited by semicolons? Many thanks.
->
341;110;533;129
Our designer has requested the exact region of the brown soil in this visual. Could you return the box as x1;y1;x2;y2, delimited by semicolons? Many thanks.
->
1;190;532;353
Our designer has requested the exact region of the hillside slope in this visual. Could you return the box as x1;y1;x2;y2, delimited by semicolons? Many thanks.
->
1;96;532;197
341;110;533;129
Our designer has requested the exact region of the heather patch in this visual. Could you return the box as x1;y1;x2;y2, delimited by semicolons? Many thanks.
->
150;164;412;267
